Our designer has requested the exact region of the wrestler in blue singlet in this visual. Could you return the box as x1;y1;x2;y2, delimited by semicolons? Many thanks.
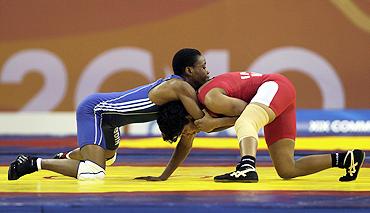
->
76;74;183;150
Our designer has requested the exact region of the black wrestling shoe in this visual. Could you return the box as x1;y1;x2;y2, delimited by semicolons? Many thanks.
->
53;152;67;159
214;167;258;183
339;149;365;182
8;155;38;180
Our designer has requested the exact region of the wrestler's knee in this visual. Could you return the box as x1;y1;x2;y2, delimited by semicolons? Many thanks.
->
275;166;296;179
77;160;106;180
234;103;270;142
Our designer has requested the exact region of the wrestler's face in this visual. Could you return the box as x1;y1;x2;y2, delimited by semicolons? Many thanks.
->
188;55;210;89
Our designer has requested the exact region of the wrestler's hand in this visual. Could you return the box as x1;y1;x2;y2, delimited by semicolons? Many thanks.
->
181;120;199;136
194;110;216;133
134;176;167;181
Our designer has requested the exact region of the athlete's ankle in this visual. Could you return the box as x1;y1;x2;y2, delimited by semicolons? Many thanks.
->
36;158;42;171
237;155;256;171
331;151;349;168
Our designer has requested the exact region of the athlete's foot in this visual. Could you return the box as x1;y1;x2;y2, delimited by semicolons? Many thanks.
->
214;166;258;183
339;149;365;182
8;155;38;180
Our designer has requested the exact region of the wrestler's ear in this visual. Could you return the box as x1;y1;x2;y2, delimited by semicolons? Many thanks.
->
185;66;193;75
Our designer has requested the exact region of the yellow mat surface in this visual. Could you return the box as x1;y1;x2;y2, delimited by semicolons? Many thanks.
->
122;137;370;150
1;166;369;193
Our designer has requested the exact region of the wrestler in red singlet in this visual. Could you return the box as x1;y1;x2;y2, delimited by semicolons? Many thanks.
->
197;71;296;146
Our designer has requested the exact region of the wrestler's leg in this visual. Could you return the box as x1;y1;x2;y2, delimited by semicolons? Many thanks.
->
42;144;106;177
54;125;120;165
268;138;331;179
214;103;275;182
56;147;117;163
269;139;365;181
8;144;106;180
238;102;275;157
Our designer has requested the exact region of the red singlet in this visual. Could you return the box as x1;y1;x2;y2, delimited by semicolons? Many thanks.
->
198;72;297;146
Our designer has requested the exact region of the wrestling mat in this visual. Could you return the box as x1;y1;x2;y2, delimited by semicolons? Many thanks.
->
1;137;369;212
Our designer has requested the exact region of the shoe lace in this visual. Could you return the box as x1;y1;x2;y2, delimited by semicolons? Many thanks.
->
16;155;28;164
230;168;255;178
343;150;357;177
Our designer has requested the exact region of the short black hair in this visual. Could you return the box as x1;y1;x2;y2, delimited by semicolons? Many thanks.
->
172;48;202;76
157;101;189;143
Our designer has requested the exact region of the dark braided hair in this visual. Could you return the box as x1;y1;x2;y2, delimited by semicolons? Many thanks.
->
157;101;189;143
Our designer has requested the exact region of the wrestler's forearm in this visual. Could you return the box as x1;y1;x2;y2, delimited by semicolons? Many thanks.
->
159;134;195;180
207;116;238;132
215;116;238;128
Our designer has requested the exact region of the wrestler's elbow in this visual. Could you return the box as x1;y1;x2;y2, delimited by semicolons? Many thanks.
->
229;103;245;116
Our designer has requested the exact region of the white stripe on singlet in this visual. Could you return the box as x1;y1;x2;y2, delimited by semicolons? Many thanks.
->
95;103;156;114
96;102;157;145
93;86;156;145
94;100;153;111
96;111;158;146
98;115;104;145
101;97;150;106
94;113;98;145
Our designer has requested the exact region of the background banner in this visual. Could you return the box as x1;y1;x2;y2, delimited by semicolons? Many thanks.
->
296;109;370;136
1;0;369;111
0;110;369;137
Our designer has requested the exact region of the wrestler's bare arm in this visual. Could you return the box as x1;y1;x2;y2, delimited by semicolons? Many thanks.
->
204;88;247;116
149;79;204;120
135;122;197;181
195;110;238;132
175;82;204;120
193;89;247;132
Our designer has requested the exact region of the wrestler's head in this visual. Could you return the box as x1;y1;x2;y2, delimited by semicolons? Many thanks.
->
172;48;209;89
